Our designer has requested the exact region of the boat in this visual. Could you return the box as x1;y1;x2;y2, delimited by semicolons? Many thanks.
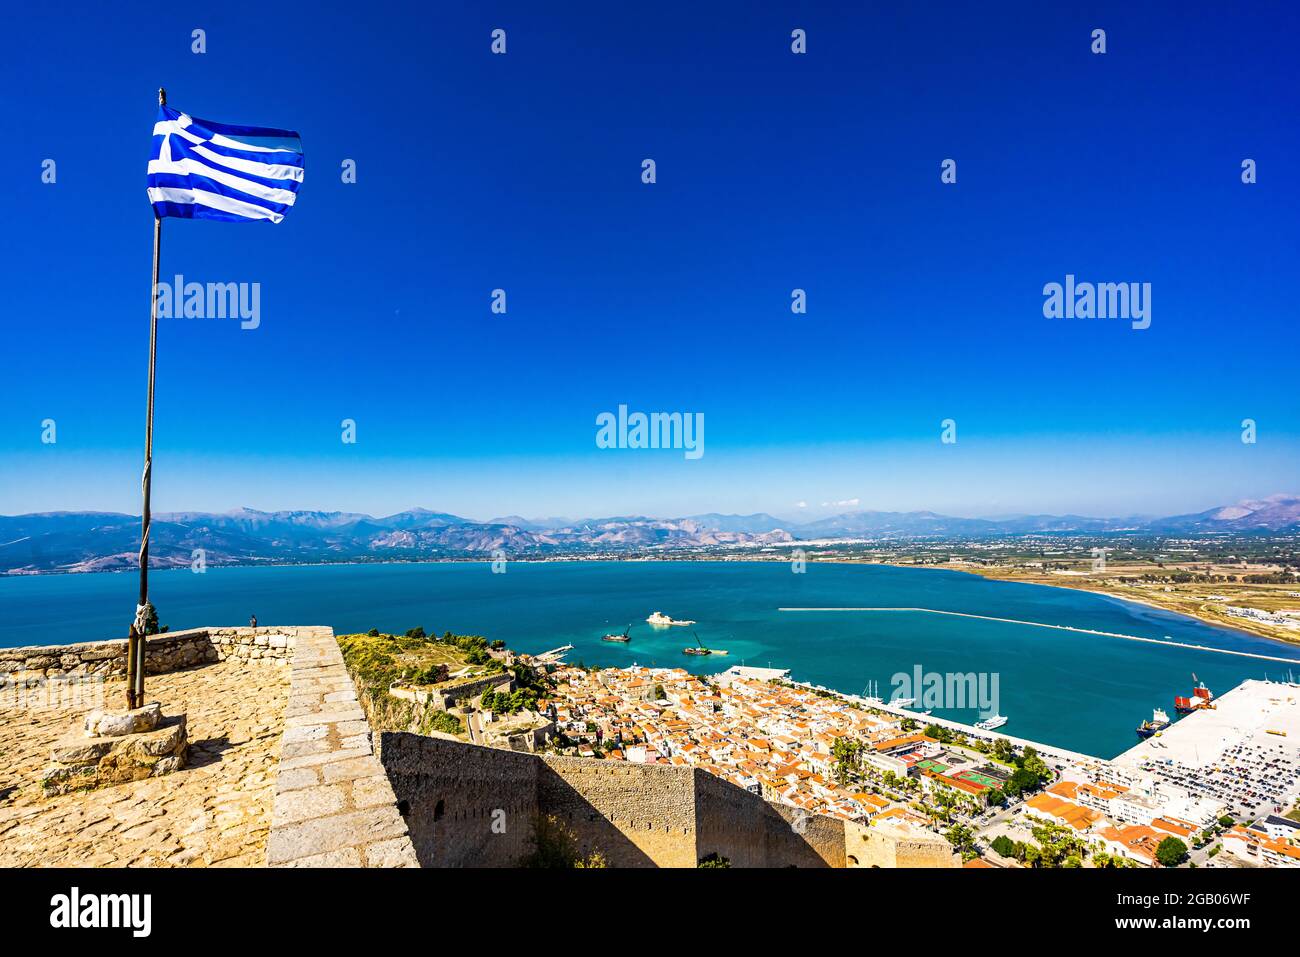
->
976;714;1008;731
1136;707;1171;738
682;631;726;656
601;623;632;643
647;611;696;626
1175;674;1214;713
890;697;916;708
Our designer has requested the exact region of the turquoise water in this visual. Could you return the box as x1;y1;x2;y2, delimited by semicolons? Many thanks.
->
4;560;1298;759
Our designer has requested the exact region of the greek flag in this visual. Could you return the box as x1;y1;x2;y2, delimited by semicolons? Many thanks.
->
147;104;304;224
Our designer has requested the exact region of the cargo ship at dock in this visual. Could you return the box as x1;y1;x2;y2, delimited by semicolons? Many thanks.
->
1174;675;1214;714
1136;707;1171;738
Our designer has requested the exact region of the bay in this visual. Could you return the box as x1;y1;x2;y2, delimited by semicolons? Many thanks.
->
3;560;1297;759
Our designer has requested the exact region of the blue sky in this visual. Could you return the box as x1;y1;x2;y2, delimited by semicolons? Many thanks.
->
2;1;1297;521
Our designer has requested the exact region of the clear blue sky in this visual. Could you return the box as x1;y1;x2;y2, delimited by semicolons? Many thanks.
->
2;1;1297;521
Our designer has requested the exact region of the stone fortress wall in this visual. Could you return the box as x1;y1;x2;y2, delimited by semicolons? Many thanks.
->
2;625;418;868
0;627;295;684
377;731;957;868
3;625;955;869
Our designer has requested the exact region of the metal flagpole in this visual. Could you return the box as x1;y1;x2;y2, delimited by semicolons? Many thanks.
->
127;86;166;710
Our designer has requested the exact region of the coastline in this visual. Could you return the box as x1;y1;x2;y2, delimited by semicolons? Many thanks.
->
6;551;1299;652
957;567;1300;650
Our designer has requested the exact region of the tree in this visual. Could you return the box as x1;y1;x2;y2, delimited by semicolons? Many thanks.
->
405;626;426;639
1003;768;1039;798
945;823;976;856
831;738;864;784
924;723;954;744
1019;746;1051;784
1156;836;1188;868
698;852;731;868
991;834;1016;858
140;600;162;636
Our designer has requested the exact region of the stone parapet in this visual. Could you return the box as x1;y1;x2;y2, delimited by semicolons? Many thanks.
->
266;626;419;868
0;627;296;685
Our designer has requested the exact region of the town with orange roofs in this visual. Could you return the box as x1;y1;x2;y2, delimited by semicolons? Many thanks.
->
533;662;1300;869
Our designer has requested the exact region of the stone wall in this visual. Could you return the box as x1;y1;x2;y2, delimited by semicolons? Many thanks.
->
0;627;295;684
426;672;515;711
376;731;865;868
378;730;538;867
844;819;960;868
693;767;844;867
539;756;699;867
265;627;419;868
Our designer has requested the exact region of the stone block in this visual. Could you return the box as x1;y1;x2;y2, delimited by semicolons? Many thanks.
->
44;711;188;797
85;702;162;737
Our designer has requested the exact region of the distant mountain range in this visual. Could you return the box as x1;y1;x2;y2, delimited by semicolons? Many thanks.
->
2;495;1297;575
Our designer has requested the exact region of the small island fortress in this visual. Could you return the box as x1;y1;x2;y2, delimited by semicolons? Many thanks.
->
647;611;695;626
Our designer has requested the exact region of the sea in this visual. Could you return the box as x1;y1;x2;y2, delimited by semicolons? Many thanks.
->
4;560;1298;760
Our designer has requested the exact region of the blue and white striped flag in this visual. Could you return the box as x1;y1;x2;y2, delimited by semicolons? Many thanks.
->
147;104;304;224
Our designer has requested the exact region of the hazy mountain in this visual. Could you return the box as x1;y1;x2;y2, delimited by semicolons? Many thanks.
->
686;513;790;534
2;495;1295;574
373;508;473;530
485;515;575;531
1145;495;1300;533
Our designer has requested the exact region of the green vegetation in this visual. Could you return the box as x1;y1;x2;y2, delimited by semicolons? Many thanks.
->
524;814;608;868
1001;746;1052;798
944;823;977;860
698;852;731;868
831;737;865;785
481;687;540;716
422;710;464;736
337;627;514;737
923;723;954;744
1156;836;1188;868
990;834;1016;858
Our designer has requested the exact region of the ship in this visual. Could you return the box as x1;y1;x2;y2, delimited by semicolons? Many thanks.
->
1136;707;1171;738
976;714;1008;731
601;623;633;643
682;631;726;656
647;611;696;626
1174;674;1214;714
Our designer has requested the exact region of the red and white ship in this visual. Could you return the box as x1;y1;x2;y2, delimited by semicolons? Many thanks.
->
1174;674;1214;714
